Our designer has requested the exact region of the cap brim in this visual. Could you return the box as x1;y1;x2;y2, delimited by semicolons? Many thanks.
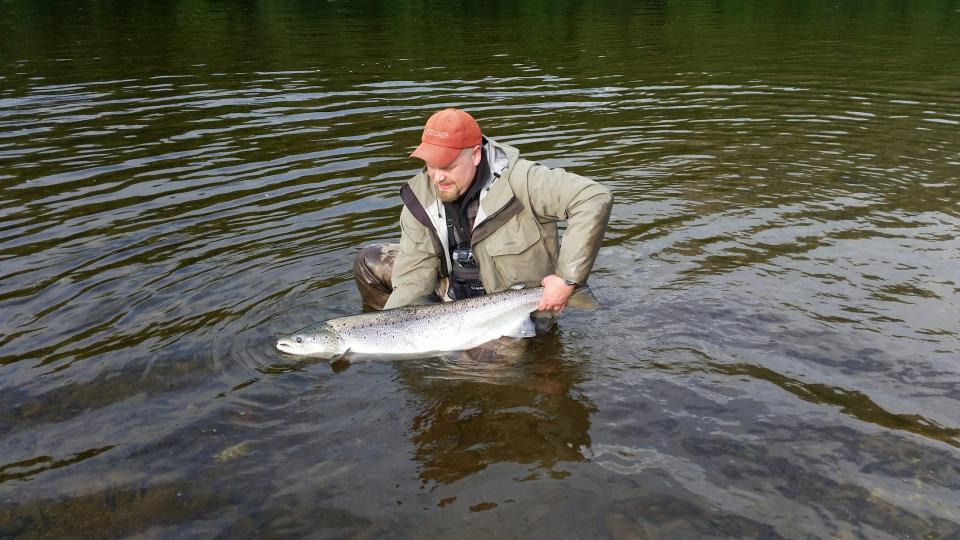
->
410;142;461;168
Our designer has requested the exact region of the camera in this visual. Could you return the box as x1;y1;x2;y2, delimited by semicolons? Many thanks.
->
452;247;477;267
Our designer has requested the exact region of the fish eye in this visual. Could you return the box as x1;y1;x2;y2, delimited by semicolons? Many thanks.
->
296;337;303;344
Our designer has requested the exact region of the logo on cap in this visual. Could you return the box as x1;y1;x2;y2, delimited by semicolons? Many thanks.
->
410;108;482;166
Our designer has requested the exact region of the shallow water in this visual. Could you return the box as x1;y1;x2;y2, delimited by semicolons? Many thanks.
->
1;1;959;538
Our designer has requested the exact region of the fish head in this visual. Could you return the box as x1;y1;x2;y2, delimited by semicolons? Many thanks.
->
276;324;346;357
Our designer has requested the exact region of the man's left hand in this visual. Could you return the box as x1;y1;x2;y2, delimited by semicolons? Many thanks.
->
537;274;576;312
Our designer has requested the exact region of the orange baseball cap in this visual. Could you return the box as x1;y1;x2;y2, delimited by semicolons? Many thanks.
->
410;108;482;167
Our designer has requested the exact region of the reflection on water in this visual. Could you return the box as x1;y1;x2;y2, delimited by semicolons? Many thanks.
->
710;360;960;449
1;0;959;537
398;330;594;486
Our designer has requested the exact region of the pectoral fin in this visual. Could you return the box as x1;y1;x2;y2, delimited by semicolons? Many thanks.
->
504;316;537;339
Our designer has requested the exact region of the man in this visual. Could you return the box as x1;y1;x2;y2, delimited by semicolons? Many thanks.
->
353;108;612;312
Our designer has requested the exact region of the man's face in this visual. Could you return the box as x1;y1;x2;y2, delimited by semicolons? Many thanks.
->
426;145;481;203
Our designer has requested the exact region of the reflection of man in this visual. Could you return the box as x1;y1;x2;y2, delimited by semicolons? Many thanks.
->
396;330;595;485
354;108;613;312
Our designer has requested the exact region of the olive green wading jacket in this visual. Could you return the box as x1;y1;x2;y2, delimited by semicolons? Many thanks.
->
383;138;613;310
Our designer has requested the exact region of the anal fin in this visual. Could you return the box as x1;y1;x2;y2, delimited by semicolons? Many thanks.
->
504;316;537;339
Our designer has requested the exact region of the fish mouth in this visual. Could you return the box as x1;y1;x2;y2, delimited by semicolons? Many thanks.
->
276;339;298;354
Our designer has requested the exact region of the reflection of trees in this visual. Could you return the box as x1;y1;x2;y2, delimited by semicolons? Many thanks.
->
394;327;595;486
6;0;956;88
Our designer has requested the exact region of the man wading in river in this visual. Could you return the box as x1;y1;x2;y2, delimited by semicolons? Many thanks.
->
354;108;613;313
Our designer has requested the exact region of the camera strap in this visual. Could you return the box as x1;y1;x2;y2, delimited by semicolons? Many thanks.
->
445;199;484;299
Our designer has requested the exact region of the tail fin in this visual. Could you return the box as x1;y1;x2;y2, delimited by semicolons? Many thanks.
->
567;286;602;310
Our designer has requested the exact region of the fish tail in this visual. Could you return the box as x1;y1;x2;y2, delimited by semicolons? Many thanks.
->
567;286;602;310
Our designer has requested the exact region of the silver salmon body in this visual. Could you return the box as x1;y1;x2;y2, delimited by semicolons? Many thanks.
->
275;286;598;357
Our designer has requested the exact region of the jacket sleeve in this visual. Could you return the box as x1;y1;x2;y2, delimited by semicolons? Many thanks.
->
524;163;613;284
383;206;441;309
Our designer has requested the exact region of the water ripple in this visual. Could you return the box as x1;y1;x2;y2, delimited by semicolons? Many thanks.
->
1;3;959;534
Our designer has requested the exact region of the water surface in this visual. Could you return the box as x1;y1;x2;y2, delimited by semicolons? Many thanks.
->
1;1;959;538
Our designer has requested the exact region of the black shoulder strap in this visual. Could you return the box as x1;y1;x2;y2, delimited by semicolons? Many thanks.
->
446;215;457;248
400;184;436;232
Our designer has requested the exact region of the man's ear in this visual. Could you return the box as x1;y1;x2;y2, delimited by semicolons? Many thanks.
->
471;145;482;166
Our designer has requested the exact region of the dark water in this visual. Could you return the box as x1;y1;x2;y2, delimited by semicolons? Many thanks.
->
2;1;959;538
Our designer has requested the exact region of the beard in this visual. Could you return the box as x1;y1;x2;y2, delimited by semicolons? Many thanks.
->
436;183;462;202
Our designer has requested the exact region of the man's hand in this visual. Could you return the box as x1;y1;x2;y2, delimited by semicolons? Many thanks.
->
537;274;576;312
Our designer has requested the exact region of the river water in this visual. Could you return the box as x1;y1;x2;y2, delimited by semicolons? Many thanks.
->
1;1;958;538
